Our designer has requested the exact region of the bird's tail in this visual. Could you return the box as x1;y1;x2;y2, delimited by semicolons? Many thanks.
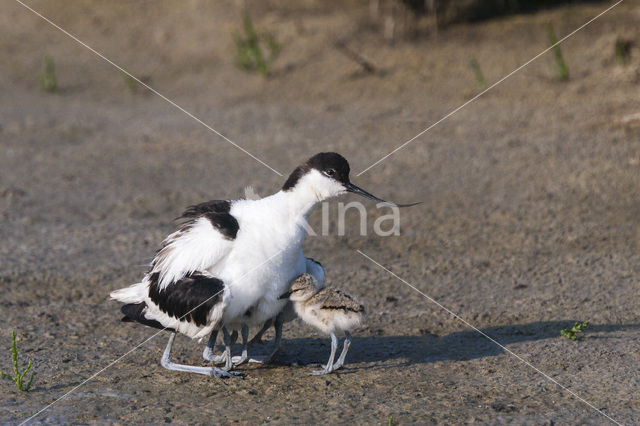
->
110;281;147;304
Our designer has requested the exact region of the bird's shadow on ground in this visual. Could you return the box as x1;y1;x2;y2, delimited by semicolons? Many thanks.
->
262;321;640;368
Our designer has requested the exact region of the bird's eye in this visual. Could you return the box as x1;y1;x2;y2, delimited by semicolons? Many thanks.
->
325;168;336;177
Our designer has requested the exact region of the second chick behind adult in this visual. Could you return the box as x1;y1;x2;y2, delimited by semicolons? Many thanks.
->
280;273;365;375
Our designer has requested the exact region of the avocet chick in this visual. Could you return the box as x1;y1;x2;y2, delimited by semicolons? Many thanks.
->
280;273;364;375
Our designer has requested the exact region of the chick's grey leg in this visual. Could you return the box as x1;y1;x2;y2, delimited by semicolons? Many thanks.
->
263;313;284;363
161;332;243;378
332;331;352;371
248;319;272;346
311;332;338;375
222;327;238;372
232;324;250;366
247;314;285;364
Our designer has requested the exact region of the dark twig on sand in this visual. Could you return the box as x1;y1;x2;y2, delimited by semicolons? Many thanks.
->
333;41;377;74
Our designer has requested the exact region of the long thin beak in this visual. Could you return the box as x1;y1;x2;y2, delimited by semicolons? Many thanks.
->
279;291;291;300
345;182;421;207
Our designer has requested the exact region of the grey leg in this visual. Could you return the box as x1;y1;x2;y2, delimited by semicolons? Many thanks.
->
332;331;352;371
161;332;243;378
232;324;249;366
245;314;285;364
311;332;338;375
222;327;238;371
248;319;272;346
203;328;226;364
263;313;284;363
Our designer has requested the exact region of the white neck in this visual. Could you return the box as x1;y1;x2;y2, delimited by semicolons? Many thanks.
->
257;170;344;227
279;169;344;214
270;187;319;221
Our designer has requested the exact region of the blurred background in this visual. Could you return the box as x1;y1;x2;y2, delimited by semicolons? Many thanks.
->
1;0;639;423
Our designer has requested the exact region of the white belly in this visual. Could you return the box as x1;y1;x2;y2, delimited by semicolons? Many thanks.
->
218;250;305;325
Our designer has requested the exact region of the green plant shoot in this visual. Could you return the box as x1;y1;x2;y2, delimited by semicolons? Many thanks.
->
560;321;589;341
546;23;569;81
0;331;34;392
39;55;58;92
234;12;280;76
614;39;632;66
121;71;138;92
470;57;487;89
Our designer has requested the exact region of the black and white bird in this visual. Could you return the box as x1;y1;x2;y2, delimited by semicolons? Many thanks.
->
110;152;414;377
280;273;365;375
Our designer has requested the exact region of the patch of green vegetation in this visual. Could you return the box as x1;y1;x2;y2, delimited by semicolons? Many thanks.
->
560;321;589;341
470;57;486;89
39;56;58;92
614;39;632;66
120;72;151;93
1;331;34;392
388;415;393;426
234;12;280;76
546;23;569;81
121;71;138;92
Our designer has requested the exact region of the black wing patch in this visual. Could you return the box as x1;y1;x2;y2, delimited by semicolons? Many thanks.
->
149;272;225;327
179;200;239;240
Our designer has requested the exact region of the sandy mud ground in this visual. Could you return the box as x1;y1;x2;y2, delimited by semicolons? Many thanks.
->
1;0;640;424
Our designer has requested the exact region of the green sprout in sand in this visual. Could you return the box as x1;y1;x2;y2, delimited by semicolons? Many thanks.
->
121;71;138;92
560;321;589;341
234;12;280;76
1;331;34;392
470;57;486;90
614;39;632;66
39;55;58;92
546;23;569;81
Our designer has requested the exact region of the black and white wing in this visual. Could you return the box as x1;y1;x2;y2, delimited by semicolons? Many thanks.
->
111;200;239;338
151;200;238;290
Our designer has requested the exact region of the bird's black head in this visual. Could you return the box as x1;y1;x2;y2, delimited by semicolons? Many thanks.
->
307;152;351;185
283;152;350;191
283;152;420;207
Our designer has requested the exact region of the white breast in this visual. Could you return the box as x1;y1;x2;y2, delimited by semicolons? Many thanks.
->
214;197;309;324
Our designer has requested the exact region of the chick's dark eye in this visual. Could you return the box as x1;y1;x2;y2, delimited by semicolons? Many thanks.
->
325;168;336;177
